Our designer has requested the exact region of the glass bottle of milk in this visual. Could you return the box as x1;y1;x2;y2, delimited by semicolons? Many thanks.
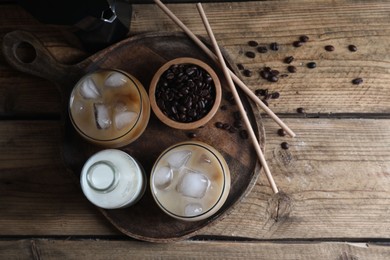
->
80;149;146;209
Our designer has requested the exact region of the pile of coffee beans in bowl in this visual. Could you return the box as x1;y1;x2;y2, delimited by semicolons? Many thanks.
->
149;57;222;130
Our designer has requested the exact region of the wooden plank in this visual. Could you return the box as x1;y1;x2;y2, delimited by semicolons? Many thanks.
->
1;118;390;240
0;121;118;235
1;239;390;260
0;1;389;116
130;1;390;114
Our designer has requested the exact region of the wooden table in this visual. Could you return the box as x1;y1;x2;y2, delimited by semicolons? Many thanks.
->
1;0;390;259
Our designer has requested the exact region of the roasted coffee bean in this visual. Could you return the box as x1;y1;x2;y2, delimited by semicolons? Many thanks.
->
269;75;279;82
325;45;335;52
297;107;305;113
281;142;289;149
348;44;357;52
257;46;268;53
243;69;253;77
300;35;309;42
307;62;317;69
255;88;268;96
248;40;258;47
270;42;279;51
237;63;245;70
271;92;280;99
220;104;228;110
264;67;272;72
270;70;280;76
284;56;294;64
187;132;197;138
239;129;249;139
260;70;270;79
293;41;304;47
222;123;231;130
352;77;363;85
155;63;216;123
277;128;286;136
287;65;297;73
215;122;223;128
245;51;256;58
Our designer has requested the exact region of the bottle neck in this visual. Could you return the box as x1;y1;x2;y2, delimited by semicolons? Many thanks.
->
86;160;119;193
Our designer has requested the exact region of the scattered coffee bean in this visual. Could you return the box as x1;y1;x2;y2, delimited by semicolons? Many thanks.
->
352;77;363;85
297;107;305;113
281;142;289;149
287;65;297;73
187;132;197;138
257;46;268;53
245;51;256;58
293;41;304;47
270;70;280;76
348;44;357;52
284;56;294;64
307;62;317;69
270;42;279;51
222;123;231;130
215;122;223;128
237;63;245;70
255;88;268;97
269;75;279;82
248;40;258;47
243;69;253;77
239;129;249;139
324;45;335;52
277;128;286;136
155;63;216;123
220;104;228;110
225;92;235;105
299;35;309;42
271;92;280;99
260;70;270;80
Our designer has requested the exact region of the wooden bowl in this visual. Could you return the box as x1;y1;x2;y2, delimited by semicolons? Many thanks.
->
149;57;222;130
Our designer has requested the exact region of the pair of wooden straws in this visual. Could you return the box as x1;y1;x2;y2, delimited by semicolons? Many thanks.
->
154;0;297;194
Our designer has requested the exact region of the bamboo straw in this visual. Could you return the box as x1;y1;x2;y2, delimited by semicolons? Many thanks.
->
153;0;296;138
196;3;278;194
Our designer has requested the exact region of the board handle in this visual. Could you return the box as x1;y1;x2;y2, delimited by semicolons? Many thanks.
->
2;30;74;84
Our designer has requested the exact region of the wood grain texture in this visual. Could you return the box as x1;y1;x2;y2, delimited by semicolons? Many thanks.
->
1;239;390;260
130;1;390;114
1;118;389;240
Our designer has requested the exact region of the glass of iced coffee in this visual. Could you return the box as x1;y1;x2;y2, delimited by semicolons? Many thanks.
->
69;69;150;148
150;141;231;221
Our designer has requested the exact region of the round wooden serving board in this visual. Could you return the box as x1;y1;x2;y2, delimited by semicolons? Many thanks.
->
2;30;264;242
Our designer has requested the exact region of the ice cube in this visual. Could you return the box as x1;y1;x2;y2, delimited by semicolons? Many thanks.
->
199;153;211;164
153;166;173;190
166;150;191;169
94;103;111;129
115;111;137;130
176;170;210;199
105;72;128;88
184;203;203;217
79;77;101;99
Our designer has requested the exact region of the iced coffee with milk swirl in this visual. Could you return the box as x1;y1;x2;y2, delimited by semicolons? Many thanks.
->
69;69;150;148
150;141;231;221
